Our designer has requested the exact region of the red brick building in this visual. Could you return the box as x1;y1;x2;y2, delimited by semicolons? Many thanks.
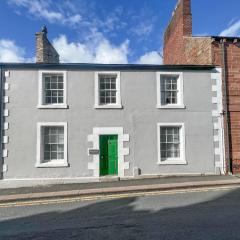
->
163;0;240;173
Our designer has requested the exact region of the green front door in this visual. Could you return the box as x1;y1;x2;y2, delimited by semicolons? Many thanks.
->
99;135;118;176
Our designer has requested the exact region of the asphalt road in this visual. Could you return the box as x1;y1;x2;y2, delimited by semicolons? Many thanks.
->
1;187;240;240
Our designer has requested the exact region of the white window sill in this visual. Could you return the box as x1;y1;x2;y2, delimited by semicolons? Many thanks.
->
156;104;186;109
158;160;187;165
35;161;69;168
94;104;123;109
37;104;68;109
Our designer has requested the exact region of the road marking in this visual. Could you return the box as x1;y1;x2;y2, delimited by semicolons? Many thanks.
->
0;185;239;208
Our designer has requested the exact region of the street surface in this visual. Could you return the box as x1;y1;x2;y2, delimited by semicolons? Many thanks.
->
1;186;240;239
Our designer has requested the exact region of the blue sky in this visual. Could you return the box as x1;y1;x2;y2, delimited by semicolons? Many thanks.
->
0;0;240;64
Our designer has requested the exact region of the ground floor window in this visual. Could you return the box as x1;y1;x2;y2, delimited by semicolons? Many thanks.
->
157;123;186;165
36;122;68;167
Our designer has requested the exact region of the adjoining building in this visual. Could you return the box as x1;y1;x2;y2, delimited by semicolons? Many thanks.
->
163;0;240;174
0;27;224;186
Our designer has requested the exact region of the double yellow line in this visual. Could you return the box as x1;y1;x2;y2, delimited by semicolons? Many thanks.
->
0;185;238;208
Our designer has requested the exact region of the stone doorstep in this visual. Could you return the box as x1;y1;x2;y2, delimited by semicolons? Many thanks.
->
99;176;120;182
1;179;240;204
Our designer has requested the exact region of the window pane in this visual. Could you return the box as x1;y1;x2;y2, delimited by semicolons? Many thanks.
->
58;97;63;103
44;144;50;151
44;152;50;161
45;97;51;104
160;134;166;142
58;152;64;159
58;90;64;97
51;144;58;151
58;135;64;144
111;97;116;103
50;135;58;143
46;82;51;89
167;134;173;142
44;135;49;144
111;83;116;89
100;97;105;104
50;127;58;134
111;91;116;97
100;91;105;97
52;97;58;103
51;152;57;159
58;144;64;152
45;90;51;97
52;90;58;97
58;82;63;89
58;76;63;82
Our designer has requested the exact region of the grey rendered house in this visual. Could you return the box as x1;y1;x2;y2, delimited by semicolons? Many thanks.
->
0;29;225;186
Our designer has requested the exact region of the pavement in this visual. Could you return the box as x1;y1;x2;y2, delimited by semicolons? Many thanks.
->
0;175;240;203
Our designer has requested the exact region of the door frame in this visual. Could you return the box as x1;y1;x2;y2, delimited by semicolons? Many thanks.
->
88;127;130;178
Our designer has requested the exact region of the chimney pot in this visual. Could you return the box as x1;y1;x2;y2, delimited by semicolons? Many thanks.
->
41;25;48;35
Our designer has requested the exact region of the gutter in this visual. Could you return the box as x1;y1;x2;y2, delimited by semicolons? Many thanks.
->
221;41;232;173
0;63;216;71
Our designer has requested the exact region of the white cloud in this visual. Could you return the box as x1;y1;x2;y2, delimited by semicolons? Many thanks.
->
220;19;240;37
0;39;34;63
0;36;163;65
131;22;153;37
67;14;82;25
137;51;162;64
0;39;25;62
8;0;81;25
94;39;129;64
53;35;129;64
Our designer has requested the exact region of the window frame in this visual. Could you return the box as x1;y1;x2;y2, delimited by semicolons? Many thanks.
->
38;70;68;109
156;72;185;109
36;122;68;168
157;123;186;165
94;71;122;109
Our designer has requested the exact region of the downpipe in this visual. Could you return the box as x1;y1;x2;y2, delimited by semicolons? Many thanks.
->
221;40;232;174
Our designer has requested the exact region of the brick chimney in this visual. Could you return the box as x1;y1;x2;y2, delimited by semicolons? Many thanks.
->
35;26;59;64
163;0;192;64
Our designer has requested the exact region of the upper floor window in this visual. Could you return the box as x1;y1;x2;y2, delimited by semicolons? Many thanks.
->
157;72;185;108
38;70;67;109
95;72;122;109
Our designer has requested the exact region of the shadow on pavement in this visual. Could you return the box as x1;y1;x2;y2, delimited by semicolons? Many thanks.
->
1;188;240;239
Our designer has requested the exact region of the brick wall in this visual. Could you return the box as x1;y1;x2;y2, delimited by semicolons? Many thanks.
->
212;40;240;172
164;0;212;65
163;0;240;173
163;0;192;64
183;37;212;65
